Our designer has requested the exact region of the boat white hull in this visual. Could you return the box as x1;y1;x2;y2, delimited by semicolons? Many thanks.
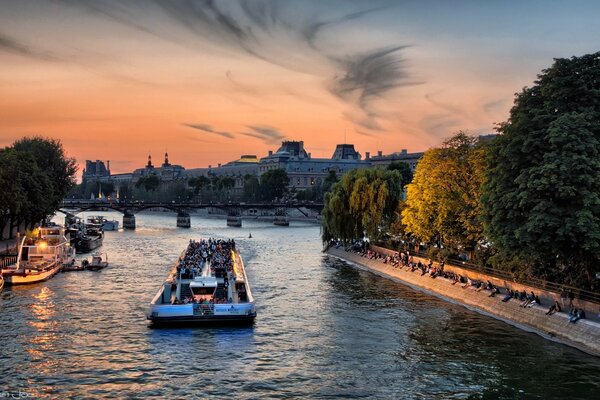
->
147;302;256;325
2;263;62;285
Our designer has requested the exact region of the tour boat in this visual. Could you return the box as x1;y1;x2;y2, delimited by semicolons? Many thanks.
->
83;252;109;271
1;226;75;285
147;239;256;325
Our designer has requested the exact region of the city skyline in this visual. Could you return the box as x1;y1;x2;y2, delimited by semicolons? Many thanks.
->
1;0;599;175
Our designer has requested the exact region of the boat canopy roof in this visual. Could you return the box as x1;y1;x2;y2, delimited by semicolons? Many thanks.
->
189;277;218;288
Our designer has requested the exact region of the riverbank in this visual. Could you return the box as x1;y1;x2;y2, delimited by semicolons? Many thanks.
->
326;246;600;357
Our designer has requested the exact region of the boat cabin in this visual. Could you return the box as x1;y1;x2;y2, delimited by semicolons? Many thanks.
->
189;277;218;302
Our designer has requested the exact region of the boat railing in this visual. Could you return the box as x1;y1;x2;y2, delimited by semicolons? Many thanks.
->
236;250;254;303
0;256;17;269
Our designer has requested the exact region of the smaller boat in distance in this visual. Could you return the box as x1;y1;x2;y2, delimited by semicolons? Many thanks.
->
87;215;119;231
248;232;252;239
83;252;109;271
62;263;85;272
273;215;289;226
227;215;242;227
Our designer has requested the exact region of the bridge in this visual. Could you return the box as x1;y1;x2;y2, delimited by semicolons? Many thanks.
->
59;200;324;229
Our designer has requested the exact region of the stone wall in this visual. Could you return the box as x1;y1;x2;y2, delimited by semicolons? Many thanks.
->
327;246;600;357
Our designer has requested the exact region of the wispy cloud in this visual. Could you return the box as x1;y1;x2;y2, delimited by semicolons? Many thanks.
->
183;123;235;139
239;124;286;144
0;32;61;61
54;0;412;132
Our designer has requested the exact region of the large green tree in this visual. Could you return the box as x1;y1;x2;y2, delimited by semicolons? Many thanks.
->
12;136;77;208
0;148;53;238
322;167;403;243
481;52;600;289
260;169;289;201
402;132;488;256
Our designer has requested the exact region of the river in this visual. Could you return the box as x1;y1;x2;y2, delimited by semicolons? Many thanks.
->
1;212;599;399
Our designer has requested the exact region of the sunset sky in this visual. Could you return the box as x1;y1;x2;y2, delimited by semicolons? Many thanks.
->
1;0;599;177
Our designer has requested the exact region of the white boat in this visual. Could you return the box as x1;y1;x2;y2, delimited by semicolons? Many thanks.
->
147;239;256;325
1;225;75;285
87;216;119;231
83;252;109;271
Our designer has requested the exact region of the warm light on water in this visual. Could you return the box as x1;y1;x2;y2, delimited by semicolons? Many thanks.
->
1;212;599;398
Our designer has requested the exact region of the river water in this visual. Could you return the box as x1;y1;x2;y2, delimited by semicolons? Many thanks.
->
1;212;599;399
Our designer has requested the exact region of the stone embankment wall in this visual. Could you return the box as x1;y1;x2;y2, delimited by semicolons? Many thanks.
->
327;246;600;357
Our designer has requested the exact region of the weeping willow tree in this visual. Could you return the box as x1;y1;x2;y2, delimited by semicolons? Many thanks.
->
322;167;403;243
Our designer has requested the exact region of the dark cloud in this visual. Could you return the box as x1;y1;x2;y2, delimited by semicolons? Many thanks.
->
53;0;414;131
301;6;388;50
239;124;285;144
183;123;235;139
330;46;410;111
0;32;61;61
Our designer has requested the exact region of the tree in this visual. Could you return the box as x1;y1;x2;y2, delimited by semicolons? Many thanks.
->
135;175;160;191
12;136;77;208
387;162;413;185
322;167;402;243
189;176;211;194
0;148;53;238
482;52;600;289
401;132;488;257
242;174;260;202
260;169;289;201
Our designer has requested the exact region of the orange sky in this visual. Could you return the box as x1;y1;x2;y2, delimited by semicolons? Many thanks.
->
1;0;599;177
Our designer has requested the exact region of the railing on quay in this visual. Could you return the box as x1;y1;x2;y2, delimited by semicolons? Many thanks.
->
405;249;600;305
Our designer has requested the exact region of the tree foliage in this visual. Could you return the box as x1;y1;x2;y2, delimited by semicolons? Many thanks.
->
401;132;488;256
135;175;161;191
482;52;600;288
322;167;403;243
387;162;413;185
260;169;289;200
0;137;76;239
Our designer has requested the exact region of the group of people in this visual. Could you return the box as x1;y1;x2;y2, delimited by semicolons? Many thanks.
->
335;240;592;323
172;238;239;305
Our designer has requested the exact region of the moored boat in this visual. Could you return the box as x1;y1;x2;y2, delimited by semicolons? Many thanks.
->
83;252;109;271
273;215;289;226
68;220;104;254
147;238;256;325
226;215;242;227
1;225;75;285
87;215;119;231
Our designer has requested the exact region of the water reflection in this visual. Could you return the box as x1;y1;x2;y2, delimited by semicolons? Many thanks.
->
0;212;599;399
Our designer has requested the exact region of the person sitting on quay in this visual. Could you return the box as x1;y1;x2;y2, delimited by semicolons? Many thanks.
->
520;291;537;308
569;308;586;323
501;289;515;302
462;278;473;289
546;301;561;316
